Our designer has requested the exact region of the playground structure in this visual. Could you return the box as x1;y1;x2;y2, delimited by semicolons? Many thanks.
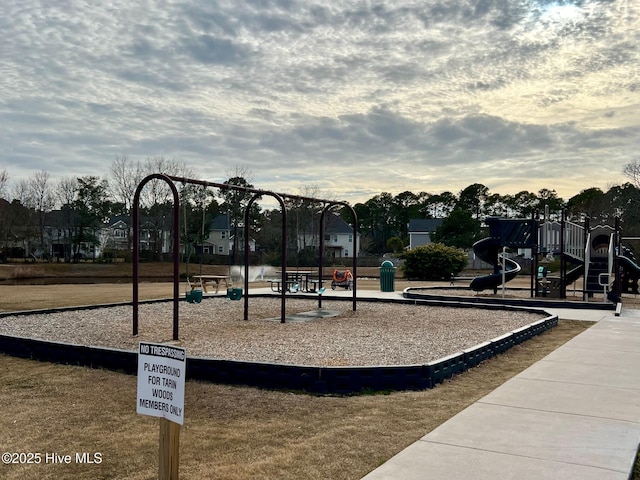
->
537;215;626;302
470;218;533;292
132;173;358;339
471;213;640;304
0;176;570;396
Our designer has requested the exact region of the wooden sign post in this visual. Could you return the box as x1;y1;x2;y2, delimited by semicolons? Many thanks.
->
137;342;186;480
159;418;180;480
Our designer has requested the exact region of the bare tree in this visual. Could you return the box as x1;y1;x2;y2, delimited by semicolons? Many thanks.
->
110;155;144;250
623;159;640;189
0;169;8;199
138;156;193;257
55;177;79;261
56;176;78;208
110;155;144;213
12;179;31;206
0;170;11;254
10;178;39;258
28;171;55;258
290;185;324;252
224;164;254;185
140;155;192;208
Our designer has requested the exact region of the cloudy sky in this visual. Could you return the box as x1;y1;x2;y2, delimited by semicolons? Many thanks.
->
2;0;639;205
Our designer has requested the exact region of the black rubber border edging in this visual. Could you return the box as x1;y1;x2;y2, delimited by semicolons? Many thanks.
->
403;286;616;310
0;297;558;395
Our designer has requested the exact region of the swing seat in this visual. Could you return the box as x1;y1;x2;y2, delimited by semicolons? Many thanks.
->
185;289;203;303
185;277;203;303
227;287;243;300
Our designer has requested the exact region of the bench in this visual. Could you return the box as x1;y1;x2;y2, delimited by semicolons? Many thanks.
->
307;279;320;292
268;278;321;293
193;275;231;294
268;279;299;293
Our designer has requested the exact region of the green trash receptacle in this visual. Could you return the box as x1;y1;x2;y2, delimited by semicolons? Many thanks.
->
379;260;396;292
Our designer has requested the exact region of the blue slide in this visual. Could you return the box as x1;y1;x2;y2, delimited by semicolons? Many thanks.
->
470;237;522;292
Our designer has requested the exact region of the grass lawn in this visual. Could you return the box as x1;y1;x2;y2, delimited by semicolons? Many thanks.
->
1;320;591;480
0;262;617;479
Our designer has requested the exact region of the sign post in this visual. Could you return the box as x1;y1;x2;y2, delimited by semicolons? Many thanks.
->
137;342;186;480
159;418;180;480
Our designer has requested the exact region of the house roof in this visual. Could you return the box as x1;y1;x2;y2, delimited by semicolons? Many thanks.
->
44;209;69;227
107;216;129;228
210;213;230;230
325;214;354;234
408;218;443;233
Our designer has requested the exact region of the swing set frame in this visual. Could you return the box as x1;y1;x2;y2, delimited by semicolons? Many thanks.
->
132;173;358;340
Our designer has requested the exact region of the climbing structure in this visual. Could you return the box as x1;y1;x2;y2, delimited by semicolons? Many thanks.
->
540;216;619;301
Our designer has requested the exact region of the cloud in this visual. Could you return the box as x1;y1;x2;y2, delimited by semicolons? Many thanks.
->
0;0;638;206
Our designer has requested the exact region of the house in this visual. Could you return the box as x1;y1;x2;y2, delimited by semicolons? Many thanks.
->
408;218;443;249
198;214;255;255
101;216;131;252
198;213;231;255
100;216;171;256
299;214;359;258
45;209;104;260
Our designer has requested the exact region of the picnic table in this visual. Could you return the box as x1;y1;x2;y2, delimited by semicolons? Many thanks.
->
270;270;318;293
193;275;231;294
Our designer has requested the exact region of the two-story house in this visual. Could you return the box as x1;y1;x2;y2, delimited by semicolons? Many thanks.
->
408;218;443;249
199;213;231;255
101;216;131;252
299;214;359;258
100;216;171;256
197;213;256;255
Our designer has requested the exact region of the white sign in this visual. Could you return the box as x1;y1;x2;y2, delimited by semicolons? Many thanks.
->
137;342;186;425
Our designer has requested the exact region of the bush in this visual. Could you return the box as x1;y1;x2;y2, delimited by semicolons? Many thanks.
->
400;243;467;280
386;237;405;254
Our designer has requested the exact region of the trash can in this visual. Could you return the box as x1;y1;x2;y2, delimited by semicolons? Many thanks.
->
379;260;396;292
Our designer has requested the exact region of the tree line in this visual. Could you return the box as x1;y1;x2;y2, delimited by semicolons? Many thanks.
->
352;171;640;253
1;157;639;261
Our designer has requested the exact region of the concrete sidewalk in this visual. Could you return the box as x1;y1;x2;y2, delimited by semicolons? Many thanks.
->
362;307;640;480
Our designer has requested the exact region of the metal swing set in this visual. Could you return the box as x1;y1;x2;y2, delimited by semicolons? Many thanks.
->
132;173;358;340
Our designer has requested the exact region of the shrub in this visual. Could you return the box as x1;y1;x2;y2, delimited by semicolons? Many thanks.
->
400;243;467;280
386;237;405;254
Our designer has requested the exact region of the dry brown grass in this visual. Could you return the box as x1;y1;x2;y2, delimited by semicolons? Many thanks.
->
0;278;418;314
3;264;47;279
0;280;593;479
0;262;411;312
0;320;590;480
0;262;396;281
0;283;178;312
0;262;192;280
0;266;599;479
